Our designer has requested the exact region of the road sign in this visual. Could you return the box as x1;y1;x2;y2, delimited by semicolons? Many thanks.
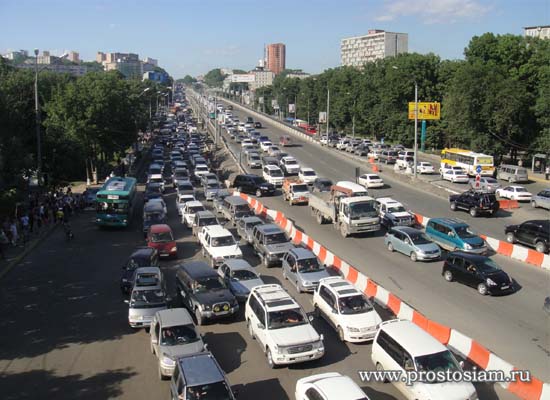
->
474;174;481;189
476;165;482;174
408;102;441;120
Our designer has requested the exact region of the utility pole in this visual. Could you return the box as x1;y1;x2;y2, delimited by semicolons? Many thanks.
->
413;81;418;178
352;99;356;139
34;48;42;188
326;88;330;137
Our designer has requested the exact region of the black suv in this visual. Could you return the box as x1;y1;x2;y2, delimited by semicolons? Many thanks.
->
505;220;549;253
232;174;275;197
442;252;514;296
449;190;499;217
120;247;159;294
175;261;238;325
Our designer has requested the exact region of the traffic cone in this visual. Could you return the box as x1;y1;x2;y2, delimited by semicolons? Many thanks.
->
372;164;379;173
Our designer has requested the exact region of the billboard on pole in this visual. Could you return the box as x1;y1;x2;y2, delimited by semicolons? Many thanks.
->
408;102;441;120
288;104;295;113
319;111;327;123
231;74;255;83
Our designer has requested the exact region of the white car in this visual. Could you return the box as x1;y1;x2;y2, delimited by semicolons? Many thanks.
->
319;136;329;145
298;168;318;184
495;185;533;201
145;198;167;215
193;164;210;180
367;149;381;160
260;141;273;152
417;161;435;174
241;138;253;147
198;225;242;269
441;168;469;183
245;284;324;368
295;372;370;400
176;194;196;216
313;277;381;343
280;156;300;175
181;200;206;228
357;174;384;188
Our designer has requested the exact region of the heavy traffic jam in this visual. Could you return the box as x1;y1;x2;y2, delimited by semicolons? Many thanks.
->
106;85;549;400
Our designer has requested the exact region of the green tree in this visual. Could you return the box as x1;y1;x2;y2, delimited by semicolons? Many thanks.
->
203;68;226;87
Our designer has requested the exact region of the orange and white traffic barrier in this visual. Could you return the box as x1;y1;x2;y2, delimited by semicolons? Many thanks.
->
235;191;550;400
499;199;520;209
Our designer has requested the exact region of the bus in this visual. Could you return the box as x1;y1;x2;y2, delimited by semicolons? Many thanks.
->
440;148;495;177
95;176;138;227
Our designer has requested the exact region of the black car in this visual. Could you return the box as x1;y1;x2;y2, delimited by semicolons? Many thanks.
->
254;122;262;129
312;178;333;192
442;252;514;295
144;183;163;202
232;174;275;197
175;261;239;325
120;247;160;294
505;220;549;253
449;190;499;217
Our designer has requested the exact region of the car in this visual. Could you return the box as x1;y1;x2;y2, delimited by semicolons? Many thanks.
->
442;252;515;295
319;136;329;145
449;190;499;217
236;216;264;244
133;266;166;292
441;168;469;183
312;178;333;192
203;179;221;201
426;218;487;254
176;180;196;198
175;261;239;325
246;152;262;168
384;226;441;261
495;185;533;201
146;224;178;258
505;220;549;253
281;247;331;293
198;225;242;269
259;141;273;152
254;121;262;128
313;277;382;343
354;144;369;156
295;372;370;400
176;194;196;216
245;284;324;368
191;210;220;237
144;182;163;202
357;174;384;188
298;168;318;184
145;198;167;215
193;164;210;181
181;200;206;228
218;195;254;225
262;164;285;187
417;161;435;174
212;189;232;214
531;189;550;210
126;283;168;329
379;150;398;164
468;176;500;192
218;259;264;302
143;202;167;236
172;168;190;187
232;174;276;197
83;188;99;207
279;156;300;175
376;197;415;228
120;247;160;294
252;224;295;267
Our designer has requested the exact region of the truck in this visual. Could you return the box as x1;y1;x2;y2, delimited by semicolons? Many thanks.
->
309;183;380;238
282;178;310;205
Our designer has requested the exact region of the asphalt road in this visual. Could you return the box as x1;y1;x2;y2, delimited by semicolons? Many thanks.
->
212;99;550;382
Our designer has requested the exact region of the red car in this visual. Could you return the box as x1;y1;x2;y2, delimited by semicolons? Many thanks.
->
146;224;177;258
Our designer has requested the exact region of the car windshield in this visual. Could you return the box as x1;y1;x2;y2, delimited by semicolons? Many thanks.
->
199;217;218;226
135;273;160;287
302;171;316;176
160;325;199;346
212;235;235;247
478;258;502;273
267;308;307;329
174;172;188;178
130;289;166;308
250;156;260;161
149;178;163;184
265;232;287;244
388;205;407;213
147;185;162;193
246;220;262;230
97;201;129;214
293;184;309;193
178;184;193;192
149;168;161;175
196;166;208;172
230;269;258;281
269;169;283;177
194;276;226;293
409;232;432;245
338;295;373;315
152;231;173;243
350;202;377;219
207;182;220;189
297;257;322;273
285;159;298;165
454;226;476;238
415;350;460;381
235;204;251;212
190;205;206;213
144;212;164;223
186;382;232;400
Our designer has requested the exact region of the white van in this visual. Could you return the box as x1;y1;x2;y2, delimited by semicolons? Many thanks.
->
371;319;477;400
497;164;529;183
333;181;369;197
262;165;284;187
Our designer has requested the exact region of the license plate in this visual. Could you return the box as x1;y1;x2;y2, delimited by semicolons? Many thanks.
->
215;310;229;315
293;355;311;362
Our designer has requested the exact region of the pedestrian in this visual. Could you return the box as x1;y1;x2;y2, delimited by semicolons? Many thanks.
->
9;220;18;247
546;166;549;181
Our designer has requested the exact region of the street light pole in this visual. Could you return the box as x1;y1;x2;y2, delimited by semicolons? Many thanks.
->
326;88;330;137
34;49;42;187
413;80;418;178
352;99;356;139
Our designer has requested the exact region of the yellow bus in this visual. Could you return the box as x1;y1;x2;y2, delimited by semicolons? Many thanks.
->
440;148;495;176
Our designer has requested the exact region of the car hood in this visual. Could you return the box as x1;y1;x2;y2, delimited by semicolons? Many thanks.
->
298;269;331;283
265;242;294;254
392;211;413;218
212;245;242;258
195;289;235;305
414;242;441;253
161;339;205;359
461;236;485;246
339;309;382;328
418;381;476;400
485;270;511;284
270;324;320;346
230;278;264;294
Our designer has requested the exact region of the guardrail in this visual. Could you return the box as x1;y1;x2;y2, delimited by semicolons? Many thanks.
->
233;190;549;400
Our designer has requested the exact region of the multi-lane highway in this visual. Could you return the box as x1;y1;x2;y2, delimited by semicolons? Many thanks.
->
203;95;550;383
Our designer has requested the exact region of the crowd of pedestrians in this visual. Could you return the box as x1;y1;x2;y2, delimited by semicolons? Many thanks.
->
0;187;87;259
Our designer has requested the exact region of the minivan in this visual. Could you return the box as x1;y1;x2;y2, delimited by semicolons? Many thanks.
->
497;164;529;183
371;319;477;400
262;165;284;187
425;218;487;254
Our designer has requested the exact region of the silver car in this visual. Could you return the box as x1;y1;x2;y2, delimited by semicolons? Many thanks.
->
126;285;168;329
384;226;441;262
468;177;500;193
236;216;264;244
218;259;264;302
532;189;550;210
282;247;331;293
150;308;205;380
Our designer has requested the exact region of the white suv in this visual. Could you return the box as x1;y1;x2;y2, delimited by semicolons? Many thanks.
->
313;277;381;342
198;225;242;269
245;284;324;368
279;156;300;175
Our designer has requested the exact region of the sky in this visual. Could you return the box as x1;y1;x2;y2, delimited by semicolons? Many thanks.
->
1;0;549;79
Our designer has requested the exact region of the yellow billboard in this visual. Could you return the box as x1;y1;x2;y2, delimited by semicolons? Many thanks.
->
408;102;441;120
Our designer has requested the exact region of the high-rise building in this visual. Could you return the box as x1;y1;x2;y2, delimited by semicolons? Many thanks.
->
143;57;158;66
341;30;408;67
96;52;106;63
524;25;550;39
68;51;80;63
266;43;286;74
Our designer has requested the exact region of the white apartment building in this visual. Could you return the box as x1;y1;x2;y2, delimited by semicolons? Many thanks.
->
341;29;408;67
250;69;275;91
524;25;550;39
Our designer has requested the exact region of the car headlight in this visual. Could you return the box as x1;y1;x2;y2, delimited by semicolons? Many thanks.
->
347;326;360;332
202;304;211;311
122;278;128;282
486;278;497;286
171;246;177;252
161;354;175;366
303;280;312;286
464;243;473;250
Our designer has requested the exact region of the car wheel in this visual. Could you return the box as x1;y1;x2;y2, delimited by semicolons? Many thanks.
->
158;364;168;381
266;349;277;369
531;200;537;208
469;208;478;217
506;232;515;244
450;202;457;211
443;270;453;282
247;319;255;340
387;242;394;252
535;241;547;253
337;326;346;342
195;308;204;326
410;252;418;262
477;283;488;296
256;189;262;197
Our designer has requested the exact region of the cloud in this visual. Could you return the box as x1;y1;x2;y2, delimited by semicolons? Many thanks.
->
202;45;241;57
377;0;491;24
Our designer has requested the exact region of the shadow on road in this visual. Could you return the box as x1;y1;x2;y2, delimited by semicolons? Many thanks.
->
233;378;288;400
202;331;247;373
362;385;400;400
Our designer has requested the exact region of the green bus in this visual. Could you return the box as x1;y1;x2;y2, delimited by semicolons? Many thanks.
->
95;176;137;227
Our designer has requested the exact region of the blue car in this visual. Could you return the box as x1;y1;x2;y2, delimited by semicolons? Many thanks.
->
425;218;487;254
